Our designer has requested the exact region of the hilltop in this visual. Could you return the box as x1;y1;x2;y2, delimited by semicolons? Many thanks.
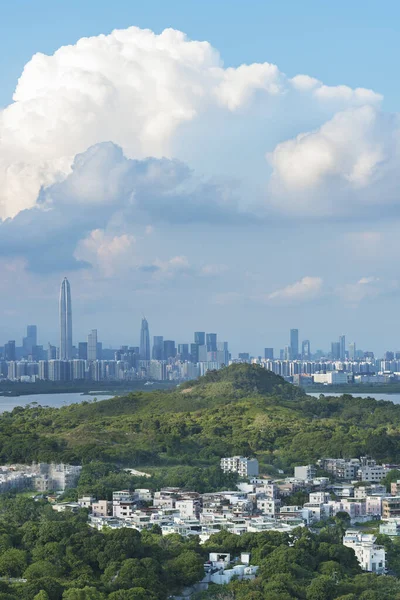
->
0;364;399;474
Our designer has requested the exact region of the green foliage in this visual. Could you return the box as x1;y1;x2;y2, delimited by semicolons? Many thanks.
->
0;364;400;474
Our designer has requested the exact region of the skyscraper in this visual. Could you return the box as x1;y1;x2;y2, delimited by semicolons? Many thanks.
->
23;325;37;356
206;333;217;352
264;348;274;360
194;332;205;346
163;340;176;359
59;278;72;360
140;318;150;361
302;340;311;359
87;329;98;361
4;341;15;361
290;329;299;359
339;335;346;361
152;336;164;360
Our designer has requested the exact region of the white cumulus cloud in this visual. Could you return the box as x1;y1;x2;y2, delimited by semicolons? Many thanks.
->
0;25;386;221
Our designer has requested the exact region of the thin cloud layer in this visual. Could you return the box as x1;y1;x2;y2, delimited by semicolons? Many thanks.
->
267;277;324;304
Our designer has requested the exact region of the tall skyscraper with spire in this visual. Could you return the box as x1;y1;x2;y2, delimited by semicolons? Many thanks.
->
59;277;73;360
140;317;150;361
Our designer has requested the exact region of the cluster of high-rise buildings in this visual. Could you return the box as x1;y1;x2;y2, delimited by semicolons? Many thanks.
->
1;280;400;384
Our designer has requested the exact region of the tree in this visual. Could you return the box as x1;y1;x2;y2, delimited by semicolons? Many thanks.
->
108;590;157;600
0;548;27;577
306;576;336;600
34;593;50;600
62;587;105;600
24;560;62;581
166;550;205;588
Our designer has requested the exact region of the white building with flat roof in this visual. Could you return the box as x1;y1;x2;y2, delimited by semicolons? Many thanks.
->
343;530;385;574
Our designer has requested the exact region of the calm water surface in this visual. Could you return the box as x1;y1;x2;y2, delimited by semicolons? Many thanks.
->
0;392;114;413
307;392;400;405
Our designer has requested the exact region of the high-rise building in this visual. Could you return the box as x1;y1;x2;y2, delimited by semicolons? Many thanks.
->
47;343;56;361
23;325;37;356
331;342;340;360
78;342;88;360
140;318;150;361
194;332;205;346
59;278;73;360
349;342;356;361
302;340;311;360
264;348;274;360
290;329;299;360
206;333;217;352
4;341;15;361
163;340;176;359
339;335;346;361
190;343;199;363
152;336;164;360
87;329;98;361
177;344;189;361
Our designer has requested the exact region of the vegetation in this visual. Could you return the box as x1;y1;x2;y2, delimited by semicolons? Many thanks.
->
0;364;400;597
0;364;399;475
0;500;397;600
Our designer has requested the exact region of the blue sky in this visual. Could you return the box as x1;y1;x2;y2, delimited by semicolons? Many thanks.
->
1;0;400;355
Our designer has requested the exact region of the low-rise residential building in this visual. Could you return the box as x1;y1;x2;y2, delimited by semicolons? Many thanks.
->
380;519;400;536
92;500;112;517
343;530;385;574
382;496;400;519
294;465;316;481
203;553;259;585
354;484;386;499
220;456;259;477
358;464;389;483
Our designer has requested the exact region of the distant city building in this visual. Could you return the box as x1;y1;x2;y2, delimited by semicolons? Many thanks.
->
152;336;164;360
4;340;15;361
23;325;37;356
178;344;190;361
206;333;217;353
140;318;150;361
264;348;274;360
349;342;356;361
78;342;88;360
163;340;176;359
194;332;205;346
301;340;311;360
190;343;199;363
87;329;98;361
339;335;346;361
59;278;73;360
331;341;340;360
290;329;299;359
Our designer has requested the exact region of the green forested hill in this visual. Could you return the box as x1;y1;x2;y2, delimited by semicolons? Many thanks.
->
0;363;400;474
